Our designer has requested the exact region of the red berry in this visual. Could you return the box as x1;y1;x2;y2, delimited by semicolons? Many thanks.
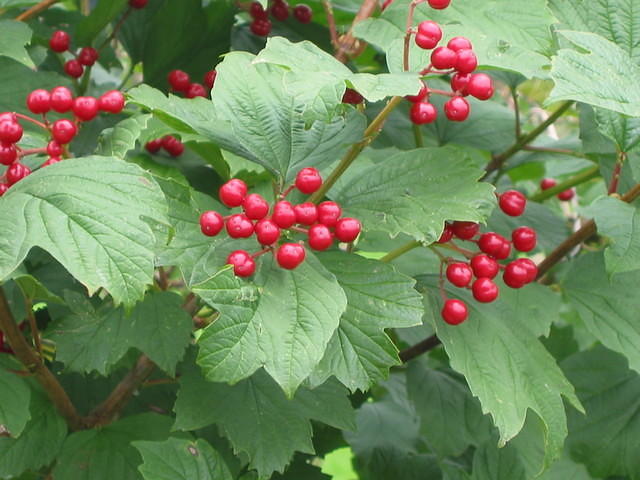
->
27;89;51;114
249;1;268;19
516;258;538;283
472;278;499;303
49;30;70;52
98;90;125;113
308;224;333;251
293;4;312;23
512;226;536;252
295;167;322;194
42;157;62;167
0;113;16;123
51;119;77;144
219;179;248;207
0;143;17;166
342;88;364;105
276;243;306;269
447;36;472;52
271;0;290;20
226;250;256;277
145;138;162;154
64;59;84;78
6;163;31;185
467;73;494;100
410;101;438;124
431;47;457;70
72;96;99;121
406;84;428;103
499;190;527;217
557;188;575;201
441;299;467;325
0;183;8;196
437;223;454;243
446;262;473;287
503;260;529;289
204;70;217;90
455;49;478;74
50;86;74;113
129;0;148;8
161;135;184;157
428;0;451;8
272;200;297;229
478;232;506;257
540;178;556;190
186;83;207;99
255;219;281;245
294;202;318;225
0;121;23;144
78;47;99;66
451;221;478;240
317;201;342;227
335;217;361;242
415;21;442;49
444;96;470;122
243;193;270;220
470;254;499;279
496;240;511;260
168;70;191;92
200;211;224;236
225;214;255;238
46;141;63;157
450;73;471;95
250;18;272;36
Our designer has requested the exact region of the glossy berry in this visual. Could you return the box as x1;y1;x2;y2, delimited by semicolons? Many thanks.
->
200;211;224;236
446;262;473;287
470;254;499;279
255;219;281;245
249;1;268;19
129;0;148;8
295;167;322;194
512;226;536;252
168;70;191;92
415;21;442;50
293;4;312;23
204;70;217;90
243;193;270;220
98;90;125;113
557;188;575;201
503;260;530;289
499;190;527;216
308;224;333;251
294;202;318;225
406;84;428;103
6;163;31;185
342;89;364;105
161;135;184;156
46;141;63;157
447;36;472;52
27;89;51;114
496;240;511;260
186;83;207;98
335;218;361;242
428;0;451;8
0;121;23;143
64;59;84;78
0;143;17;166
540;178;556;190
516;258;538;283
451;221;479;240
451;73;471;95
272;200;297;229
444;96;470;122
431;47;457;70
50;86;74;113
467;73;494;100
472;278;499;303
478;232;506;258
276;243;306;269
317;201;342;227
250;18;272;36
42;157;61;167
271;1;290;21
226;250;256;277
441;299;468;325
455;49;478;74
0;183;8;197
0;113;16;123
226;214;254;238
49;30;70;52
219;179;248;207
410;101;437;124
437;223;454;243
51;119;77;144
72;96;99;121
145;138;162;154
78;47;99;66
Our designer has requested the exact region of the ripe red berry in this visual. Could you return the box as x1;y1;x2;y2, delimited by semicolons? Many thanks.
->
557;188;575;201
50;86;74;113
250;18;272;36
186;83;207;98
42;157;62;167
46;141;63;157
342;88;364;105
451;73;471;95
168;70;191;92
335;217;361;242
308;224;333;251
295;167;322;194
161;135;184;157
499;190;527;217
470;254;499;279
51;119;77;144
0;183;8;196
410;101;438;124
428;0;451;8
98;90;125;113
219;179;248;207
317;201;342;227
437;223;454;243
226;250;256;277
0;113;16;123
276;243;306;269
444;96;470;122
478;232;507;258
455;49;478;74
447;36;472;52
446;262;473;287
249;1;268;19
451;221;479;240
467;73;494;100
293;4;312;23
64;59;84;78
204;70;217;90
472;278;499;303
145;138;162;154
129;0;148;8
6;163;31;185
415;21;442;50
226;214;255;238
72;96;99;121
49;30;70;52
255;219;281;245
503;260;530;289
27;89;51;114
78;47;99;66
272;200;296;228
441;299;468;325
516;258;538;283
0;143;17;166
512;226;536;252
243;193;270;220
406;84;428;103
540;178;556;190
431;47;457;70
0;120;23;144
271;0;290;21
200;211;224;236
294;202;318;225
496;240;511;260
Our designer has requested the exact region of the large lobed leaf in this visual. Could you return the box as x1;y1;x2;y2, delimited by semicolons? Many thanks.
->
0;20;34;68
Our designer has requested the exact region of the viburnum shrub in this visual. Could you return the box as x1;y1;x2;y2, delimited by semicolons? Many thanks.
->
0;0;638;479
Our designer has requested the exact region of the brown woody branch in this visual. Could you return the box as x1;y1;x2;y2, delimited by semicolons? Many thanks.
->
15;0;59;21
399;334;440;362
334;0;377;63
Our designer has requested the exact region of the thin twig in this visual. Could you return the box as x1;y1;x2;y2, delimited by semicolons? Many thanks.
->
530;165;599;202
322;0;339;48
399;335;441;363
608;151;626;194
511;88;521;139
381;240;422;263
15;0;59;21
23;297;43;355
335;0;378;63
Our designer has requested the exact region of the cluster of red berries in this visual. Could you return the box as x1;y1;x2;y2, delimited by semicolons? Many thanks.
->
145;135;185;157
0;87;125;196
199;167;362;277
436;190;539;325
128;0;149;8
49;30;99;79
167;69;217;99
248;0;313;37
540;178;575;201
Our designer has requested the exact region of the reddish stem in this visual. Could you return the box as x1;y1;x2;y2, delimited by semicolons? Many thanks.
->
14;113;48;131
403;0;425;71
279;185;295;199
290;226;309;234
18;147;47;158
428;88;455;97
252;247;272;258
608;152;626;194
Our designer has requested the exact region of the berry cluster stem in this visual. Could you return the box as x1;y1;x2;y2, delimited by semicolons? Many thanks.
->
608;151;626;194
403;0;423;71
380;240;422;263
322;0;339;48
530;165;599;202
15;0;59;21
14;112;48;131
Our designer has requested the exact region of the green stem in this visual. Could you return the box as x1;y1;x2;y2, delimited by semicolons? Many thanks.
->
77;66;92;96
412;123;424;148
380;240;422;263
530;165;599;202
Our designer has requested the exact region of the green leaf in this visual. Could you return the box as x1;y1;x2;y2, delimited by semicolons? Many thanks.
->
48;291;192;375
471;438;526;480
135;437;233;480
0;21;34;68
593;109;640;152
173;366;355;478
195;254;347;396
13;274;63;304
330;146;496;243
313;252;423;392
96;114;152;159
0;157;168;308
53;413;172;480
549;31;640;117
75;0;129;46
0;368;30;437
